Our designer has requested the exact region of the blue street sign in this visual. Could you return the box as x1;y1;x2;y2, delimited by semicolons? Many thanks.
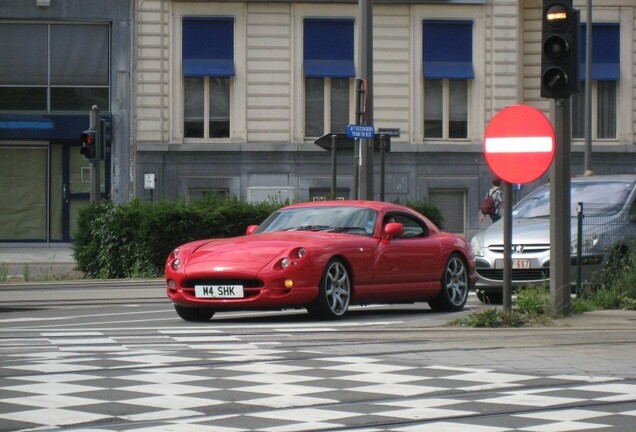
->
347;124;375;139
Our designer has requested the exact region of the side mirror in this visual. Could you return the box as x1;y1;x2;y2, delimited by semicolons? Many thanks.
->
383;222;404;240
246;225;259;235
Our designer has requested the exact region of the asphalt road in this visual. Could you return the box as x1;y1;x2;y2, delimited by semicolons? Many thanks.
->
1;280;635;431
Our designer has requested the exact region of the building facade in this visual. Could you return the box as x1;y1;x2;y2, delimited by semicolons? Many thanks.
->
1;0;634;242
0;0;132;242
133;0;636;239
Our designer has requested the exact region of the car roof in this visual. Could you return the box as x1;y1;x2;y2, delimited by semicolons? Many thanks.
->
282;200;406;212
571;174;636;185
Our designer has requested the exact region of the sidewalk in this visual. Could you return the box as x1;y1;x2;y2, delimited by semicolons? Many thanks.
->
0;243;81;281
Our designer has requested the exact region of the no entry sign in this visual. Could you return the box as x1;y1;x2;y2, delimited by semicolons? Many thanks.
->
483;105;556;184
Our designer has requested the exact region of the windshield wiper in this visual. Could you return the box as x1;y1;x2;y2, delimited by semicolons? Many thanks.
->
329;226;368;233
285;225;332;231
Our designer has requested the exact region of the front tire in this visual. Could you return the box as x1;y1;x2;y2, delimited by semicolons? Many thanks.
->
307;259;351;319
428;253;469;312
174;305;215;322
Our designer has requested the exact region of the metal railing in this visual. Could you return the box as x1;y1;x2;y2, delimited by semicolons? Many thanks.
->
575;202;631;293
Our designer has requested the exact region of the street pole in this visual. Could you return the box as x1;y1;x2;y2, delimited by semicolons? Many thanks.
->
359;0;374;200
89;105;102;204
550;98;571;315
583;0;592;173
502;181;513;311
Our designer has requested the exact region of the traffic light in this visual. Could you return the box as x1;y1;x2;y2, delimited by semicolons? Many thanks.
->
101;119;112;159
80;129;97;160
541;0;580;99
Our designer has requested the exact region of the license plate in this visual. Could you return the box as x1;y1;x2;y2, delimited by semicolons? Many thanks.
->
512;259;531;269
195;285;244;298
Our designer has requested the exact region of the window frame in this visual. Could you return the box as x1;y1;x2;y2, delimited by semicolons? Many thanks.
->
421;19;473;142
0;21;110;114
172;3;246;143
411;6;484;145
292;4;358;143
301;17;355;139
304;76;353;139
571;21;621;142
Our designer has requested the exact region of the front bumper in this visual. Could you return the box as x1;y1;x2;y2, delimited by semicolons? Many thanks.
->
474;253;606;293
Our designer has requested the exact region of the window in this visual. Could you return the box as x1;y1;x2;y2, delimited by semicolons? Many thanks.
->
384;213;429;239
182;17;234;139
422;20;474;140
0;23;109;112
303;18;355;138
572;23;619;140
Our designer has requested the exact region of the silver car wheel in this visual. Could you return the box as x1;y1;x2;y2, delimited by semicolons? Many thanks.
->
324;261;351;316
308;259;351;319
445;255;469;306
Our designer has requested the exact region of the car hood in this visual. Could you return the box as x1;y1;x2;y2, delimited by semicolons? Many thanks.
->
476;216;617;247
478;218;553;246
183;231;352;276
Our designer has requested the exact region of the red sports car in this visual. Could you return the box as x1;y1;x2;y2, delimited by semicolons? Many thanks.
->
165;200;477;321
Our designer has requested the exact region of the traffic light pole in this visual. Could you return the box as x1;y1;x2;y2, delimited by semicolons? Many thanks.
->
89;105;101;204
549;98;571;315
358;0;373;200
540;0;578;315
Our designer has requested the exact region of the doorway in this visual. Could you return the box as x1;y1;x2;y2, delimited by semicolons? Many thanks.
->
0;143;104;242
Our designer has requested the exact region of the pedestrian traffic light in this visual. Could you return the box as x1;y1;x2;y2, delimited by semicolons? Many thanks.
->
80;129;97;160
541;0;580;99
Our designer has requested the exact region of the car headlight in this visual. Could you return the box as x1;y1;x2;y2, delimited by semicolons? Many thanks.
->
278;247;307;269
471;236;484;257
169;248;182;270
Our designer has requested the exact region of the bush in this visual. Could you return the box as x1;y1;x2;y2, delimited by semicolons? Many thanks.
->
73;197;279;279
514;285;550;316
575;241;636;311
403;200;445;229
449;308;530;328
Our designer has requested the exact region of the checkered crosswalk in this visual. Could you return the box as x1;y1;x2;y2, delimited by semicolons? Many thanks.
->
1;328;635;431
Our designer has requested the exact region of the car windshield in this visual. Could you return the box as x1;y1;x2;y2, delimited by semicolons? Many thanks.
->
512;180;633;218
255;206;378;236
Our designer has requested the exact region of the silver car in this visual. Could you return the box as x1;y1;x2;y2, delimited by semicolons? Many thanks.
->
470;174;636;303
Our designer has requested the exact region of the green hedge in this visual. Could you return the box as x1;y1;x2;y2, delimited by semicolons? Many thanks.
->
73;198;279;278
73;198;444;279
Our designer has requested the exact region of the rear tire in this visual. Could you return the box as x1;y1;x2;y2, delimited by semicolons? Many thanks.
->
307;259;351;319
428;253;469;312
174;305;215;322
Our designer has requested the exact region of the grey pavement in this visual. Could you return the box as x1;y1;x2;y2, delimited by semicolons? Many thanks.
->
0;243;79;281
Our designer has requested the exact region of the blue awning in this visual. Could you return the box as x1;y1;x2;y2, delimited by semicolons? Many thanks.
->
304;18;355;78
579;23;620;81
0;114;90;140
423;20;474;80
182;17;235;77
